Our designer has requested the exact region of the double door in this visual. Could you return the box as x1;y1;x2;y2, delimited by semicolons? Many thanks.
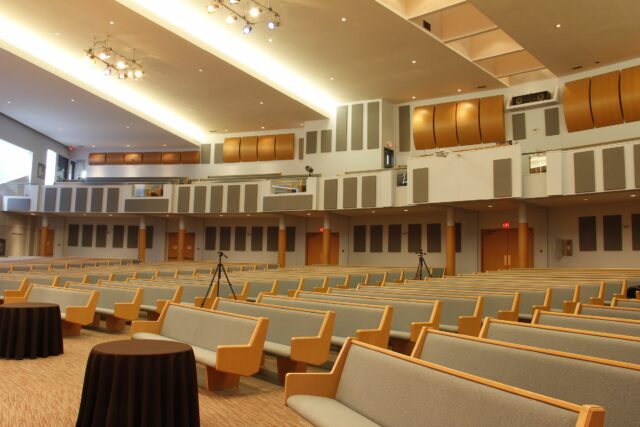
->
167;232;195;260
306;233;340;265
481;228;533;272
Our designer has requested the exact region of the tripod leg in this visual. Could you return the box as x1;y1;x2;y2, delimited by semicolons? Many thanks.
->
221;264;238;300
421;257;432;278
200;264;219;308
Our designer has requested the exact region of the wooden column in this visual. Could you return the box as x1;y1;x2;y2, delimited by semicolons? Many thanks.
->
137;216;146;262
445;208;455;276
321;213;331;265
278;215;286;268
177;216;186;261
518;203;528;268
38;216;48;257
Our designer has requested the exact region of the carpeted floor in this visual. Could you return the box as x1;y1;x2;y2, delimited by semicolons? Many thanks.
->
0;327;313;426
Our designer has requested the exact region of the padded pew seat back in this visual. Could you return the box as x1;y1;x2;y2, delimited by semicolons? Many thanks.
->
67;283;137;310
28;285;93;312
367;272;385;285
301;277;325;288
615;299;640;309
134;271;155;279
156;270;176;278
84;274;111;284
57;275;85;287
26;276;56;286
385;271;402;282
12;265;31;272
326;275;347;287
547;287;575;310
246;281;276;300
275;279;301;295
602;281;624;302
535;312;640;337
346;274;366;288
578;304;640;321
0;278;24;292
110;273;134;282
575;283;601;303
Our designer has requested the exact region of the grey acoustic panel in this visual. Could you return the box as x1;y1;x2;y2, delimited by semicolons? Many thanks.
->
145;225;153;249
127;225;138;249
177;187;191;213
493;158;513;198
112;225;124;248
632;214;640;251
324;179;338;210
353;225;366;252
370;225;383;253
602;146;626;191
399;105;411;152
213;143;224;164
426;223;442;253
351;103;364;150
82;224;93;248
603;215;622;251
336;105;348;152
286;227;296;251
193;186;207;213
512;113;526;140
234;227;246;251
306;131;318;154
90;188;104;212
44;187;57;212
123;198;170;212
205;227;216;251
219;227;231;250
59;188;72;212
75;188;87;212
227;185;240;213
455;223;462;252
574;151;596;193
244;184;258;213
95;225;107;248
321;129;332;153
6;198;30;211
413;168;429;203
408;224;422;252
266;226;278;251
298;138;304;160
635;145;640;188
361;176;377;208
368;101;380;149
578;216;597;251
343;177;358;209
106;188;118;213
545;108;560;136
251;227;263;251
200;144;211;164
262;195;313;211
210;186;223;212
67;224;79;247
388;224;401;252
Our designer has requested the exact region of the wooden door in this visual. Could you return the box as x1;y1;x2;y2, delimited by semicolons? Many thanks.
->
306;233;339;265
167;232;196;260
184;233;195;260
167;233;179;259
44;229;54;257
481;228;533;271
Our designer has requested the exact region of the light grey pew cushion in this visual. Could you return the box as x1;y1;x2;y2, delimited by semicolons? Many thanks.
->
580;305;640;321
28;286;92;313
537;312;640;337
287;396;377;427
133;332;217;366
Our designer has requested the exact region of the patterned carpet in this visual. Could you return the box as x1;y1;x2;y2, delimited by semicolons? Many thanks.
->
0;328;312;426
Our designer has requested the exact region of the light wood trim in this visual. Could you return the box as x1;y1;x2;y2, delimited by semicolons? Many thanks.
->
257;135;276;161
456;99;481;146
412;105;436;150
65;290;99;326
497;291;520;322
1;277;29;299
275;133;295;160
590;71;623;127
563;78;594;132
434;102;458;148
223;138;241;163
620;65;640;122
479;95;505;143
240;136;258;162
611;296;640;307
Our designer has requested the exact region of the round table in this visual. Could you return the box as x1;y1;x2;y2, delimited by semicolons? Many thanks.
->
0;302;63;359
76;339;200;427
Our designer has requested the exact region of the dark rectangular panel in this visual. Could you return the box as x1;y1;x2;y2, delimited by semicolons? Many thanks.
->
262;195;313;211
426;223;442;253
205;227;216;251
370;225;383;253
324;179;338;210
361;176;377;208
6;198;30;211
545;108;560;136
388;224;401;252
124;198;169;212
603;215;622;251
96;225;107;248
106;188;118;212
408;224;422;252
633;214;640;251
200;144;211;164
413;168;429;203
219;227;231;251
75;188;88;212
353;225;366;252
59;188;72;212
244;184;258;213
286;226;296;252
298;138;304;160
227;185;240;213
213;143;224;164
493;158;513;198
90;188;104;212
112;225;124;248
321;129;332;153
177;187;191;213
193;186;207;213
603;147;626;191
44;187;57;212
145;226;153;249
251;227;263;251
351;103;364;150
127;225;138;249
455;222;462;252
306;131;317;154
635;145;640;188
578;216;597;251
343;177;358;209
512;113;526;140
574;151;596;193
210;186;223;212
336;105;348;152
82;224;93;248
266;226;278;251
368;101;380;149
399;105;411;152
234;227;246;251
68;224;79;247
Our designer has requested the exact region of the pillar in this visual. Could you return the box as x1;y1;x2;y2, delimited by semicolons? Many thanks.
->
278;215;286;268
137;216;146;262
445;208;456;277
177;216;186;261
321;213;331;265
518;203;528;268
38;215;49;257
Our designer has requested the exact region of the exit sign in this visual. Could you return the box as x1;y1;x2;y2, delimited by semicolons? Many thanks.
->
502;221;511;229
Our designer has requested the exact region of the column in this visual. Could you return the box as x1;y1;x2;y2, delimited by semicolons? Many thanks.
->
445;208;456;277
39;215;48;257
321;213;331;265
518;203;528;268
277;215;286;268
177;216;186;261
137;216;146;262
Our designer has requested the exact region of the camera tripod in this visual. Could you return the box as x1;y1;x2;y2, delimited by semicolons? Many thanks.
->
414;249;432;280
201;251;237;308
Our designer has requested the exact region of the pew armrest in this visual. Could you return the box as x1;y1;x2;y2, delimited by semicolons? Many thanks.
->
563;301;578;313
130;320;162;335
65;305;96;326
458;316;481;337
410;321;438;342
497;310;519;322
284;372;339;401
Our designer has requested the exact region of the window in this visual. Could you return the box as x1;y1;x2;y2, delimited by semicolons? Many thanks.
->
96;225;107;248
408;224;422;253
529;154;547;174
426;223;442;253
266;227;278;251
388;224;401;252
0;139;32;185
370;225;383;253
145;226;154;249
82;225;93;247
45;149;57;185
235;227;246;251
219;227;231;251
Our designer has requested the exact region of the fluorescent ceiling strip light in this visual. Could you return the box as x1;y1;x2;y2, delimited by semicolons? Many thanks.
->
0;15;205;145
117;0;338;117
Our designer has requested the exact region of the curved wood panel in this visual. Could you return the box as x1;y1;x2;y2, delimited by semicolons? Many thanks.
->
180;151;200;164
162;152;180;164
88;153;106;165
479;95;505;143
456;99;481;146
105;153;124;165
412;106;436;150
142;152;162;164
257;135;276;161
223;138;241;163
563;78;593;132
621;65;640;122
240;136;258;162
434;102;458;148
590;71;623;127
275;133;295;160
124;153;142;164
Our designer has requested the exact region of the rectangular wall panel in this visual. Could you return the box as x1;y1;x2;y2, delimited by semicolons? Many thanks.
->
413;106;436;150
632;214;640;250
227;185;240;213
145;226;153;249
240;136;258;162
299;138;304;160
262;195;313;211
563;78;594;132
59;188;72;212
82;224;94;248
370;225;383;253
574;151;596;193
223;138;241;163
96;225;107;248
324;179;338;210
591;71;623;127
126;226;138;248
545;108;560;136
434;102;458;148
426;223;442;253
286;227;296;251
603;215;622;251
413;168;429;203
266;226;278;251
106;188;118;213
244;184;258;213
112;225;124;248
123;199;169;212
511;113;526;141
214;143;224;164
251;227;263;251
234;227;246;251
398;105;411;152
578;216;597;251
75;188;88;212
388;224;401;252
456;99;481;145
44;188;57;212
210;186;223;212
6;198;30;211
205;227;216;251
343;177;358;209
193;186;207;213
621;65;640;122
200;144;211;164
219;227;231;251
142;152;162;164
602;146;626;191
177;187;191;213
493;158;513;198
408;224;422;253
361;176;377;208
480;95;505;143
124;153;142;165
306;131;317;154
353;225;366;252
336;105;348;152
258;136;276;161
321;129;332;153
351;104;363;150
68;224;79;247
367;101;380;149
275;133;295;160
455;222;462;252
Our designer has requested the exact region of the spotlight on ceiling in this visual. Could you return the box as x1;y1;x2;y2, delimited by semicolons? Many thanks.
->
249;6;261;17
206;1;281;35
243;23;253;34
207;1;221;13
226;14;238;24
267;19;279;30
229;0;240;4
86;37;144;82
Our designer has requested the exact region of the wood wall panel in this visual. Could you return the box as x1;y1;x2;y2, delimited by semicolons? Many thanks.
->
240;136;258;162
88;153;106;165
563;78;594;132
124;153;142;164
590;71;623;127
105;153;124;165
180;151;200;164
434;102;458;148
621;65;640;122
143;152;162;164
479;95;505;143
456;99;481;146
161;152;180;164
412;106;436;150
257;135;276;160
275;133;295;160
223;138;241;163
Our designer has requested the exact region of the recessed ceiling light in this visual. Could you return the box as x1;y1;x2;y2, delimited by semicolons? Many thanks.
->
631;194;637;198
246;214;251;217
198;68;203;72
259;101;264;105
299;123;304;126
583;198;588;201
70;98;75;102
411;96;416;99
126;125;130;129
306;213;311;216
268;38;273;43
91;145;96;148
261;126;265;129
555;24;561;28
457;89;462;92
371;211;376;214
162;144;167;147
54;32;60;36
487;205;493;208
126;144;131;148
224;129;228;132
403;209;408;212
108;214;113;217
411;60;416;64
6;101;11;104
109;20;115;25
219;214;223;217
329;77;334;81
341;17;347;22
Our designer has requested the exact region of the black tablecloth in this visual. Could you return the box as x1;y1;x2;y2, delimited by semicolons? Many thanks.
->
0;302;63;359
76;339;200;427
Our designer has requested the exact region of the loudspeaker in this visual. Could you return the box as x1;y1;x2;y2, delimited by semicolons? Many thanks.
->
511;91;552;106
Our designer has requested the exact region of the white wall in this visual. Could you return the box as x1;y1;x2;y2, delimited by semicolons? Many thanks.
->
0;213;32;257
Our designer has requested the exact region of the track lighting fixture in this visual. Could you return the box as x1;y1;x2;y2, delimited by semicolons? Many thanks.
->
85;37;144;81
205;0;280;35
243;23;253;34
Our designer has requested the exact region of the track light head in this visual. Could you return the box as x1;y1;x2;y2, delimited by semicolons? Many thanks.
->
207;1;221;13
133;69;144;79
103;66;112;76
242;23;253;34
267;19;279;30
248;6;261;17
229;0;240;4
226;14;238;24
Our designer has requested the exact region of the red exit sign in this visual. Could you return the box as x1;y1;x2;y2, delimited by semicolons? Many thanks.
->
502;221;511;229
